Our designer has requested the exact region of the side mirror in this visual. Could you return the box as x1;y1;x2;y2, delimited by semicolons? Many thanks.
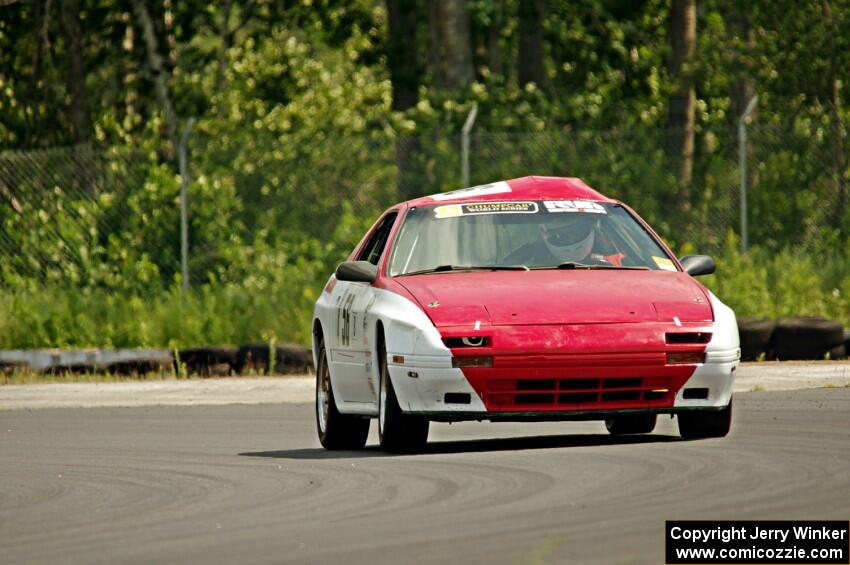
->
335;261;378;283
680;255;716;277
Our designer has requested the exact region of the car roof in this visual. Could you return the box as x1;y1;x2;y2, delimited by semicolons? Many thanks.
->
403;176;618;207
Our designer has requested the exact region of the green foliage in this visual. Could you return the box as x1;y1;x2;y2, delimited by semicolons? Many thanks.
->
2;0;850;349
700;234;850;325
0;267;319;349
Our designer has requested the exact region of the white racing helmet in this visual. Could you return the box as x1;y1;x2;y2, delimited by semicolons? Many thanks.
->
541;214;597;263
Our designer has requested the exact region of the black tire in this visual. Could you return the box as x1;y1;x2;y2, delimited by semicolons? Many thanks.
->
378;340;429;453
737;318;776;361
605;414;657;435
678;399;733;440
827;344;847;360
177;346;238;376
772;317;845;360
315;340;370;450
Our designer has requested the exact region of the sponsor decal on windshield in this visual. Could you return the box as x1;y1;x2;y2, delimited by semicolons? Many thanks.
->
430;181;512;201
543;200;607;214
653;256;677;271
434;201;538;219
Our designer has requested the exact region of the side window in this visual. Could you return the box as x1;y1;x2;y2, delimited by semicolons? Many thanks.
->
356;212;398;265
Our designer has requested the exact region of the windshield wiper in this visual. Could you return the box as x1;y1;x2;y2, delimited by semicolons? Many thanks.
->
525;262;650;271
400;264;529;276
550;262;650;270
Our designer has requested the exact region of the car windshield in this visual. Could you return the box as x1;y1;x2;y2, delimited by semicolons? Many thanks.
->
387;200;677;276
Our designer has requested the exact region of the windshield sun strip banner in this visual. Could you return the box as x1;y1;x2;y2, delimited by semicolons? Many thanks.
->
433;200;608;219
543;200;607;214
434;201;538;219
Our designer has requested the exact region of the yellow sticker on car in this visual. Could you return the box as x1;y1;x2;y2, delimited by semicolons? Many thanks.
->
653;256;677;271
434;201;538;219
434;204;463;219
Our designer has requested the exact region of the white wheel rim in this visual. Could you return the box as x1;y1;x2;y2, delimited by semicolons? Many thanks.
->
317;359;329;434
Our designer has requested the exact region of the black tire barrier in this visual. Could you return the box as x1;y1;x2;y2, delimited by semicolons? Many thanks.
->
828;344;847;360
845;330;850;352
236;343;312;375
104;360;170;375
177;346;238;376
44;359;171;375
772;317;846;360
737;317;777;361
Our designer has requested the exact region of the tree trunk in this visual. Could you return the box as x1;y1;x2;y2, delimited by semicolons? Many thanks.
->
385;0;421;112
386;0;424;201
821;0;847;232
728;3;756;120
487;0;504;76
432;0;474;90
25;0;46;145
427;1;444;87
665;0;696;205
133;0;179;157
728;2;758;197
517;0;544;87
216;0;235;94
60;0;92;143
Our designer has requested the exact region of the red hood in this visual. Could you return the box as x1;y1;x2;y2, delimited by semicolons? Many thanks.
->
394;270;712;327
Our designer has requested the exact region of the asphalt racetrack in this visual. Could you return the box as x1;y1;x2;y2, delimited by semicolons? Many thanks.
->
2;387;849;564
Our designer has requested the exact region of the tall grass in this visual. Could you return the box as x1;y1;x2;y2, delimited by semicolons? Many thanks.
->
700;240;850;325
0;281;317;349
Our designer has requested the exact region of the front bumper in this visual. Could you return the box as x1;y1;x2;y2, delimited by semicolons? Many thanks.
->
387;323;738;421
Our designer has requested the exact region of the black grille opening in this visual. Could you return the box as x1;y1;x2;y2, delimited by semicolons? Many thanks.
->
516;379;556;391
515;393;555;405
443;336;491;348
560;378;599;390
558;392;598;404
601;390;641;402
603;377;641;389
682;387;709;399
444;392;472;404
666;332;711;344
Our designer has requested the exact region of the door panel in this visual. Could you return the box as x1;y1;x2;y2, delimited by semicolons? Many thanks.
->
329;280;374;402
328;210;399;405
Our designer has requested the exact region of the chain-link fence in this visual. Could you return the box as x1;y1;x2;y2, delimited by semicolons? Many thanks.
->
1;124;848;290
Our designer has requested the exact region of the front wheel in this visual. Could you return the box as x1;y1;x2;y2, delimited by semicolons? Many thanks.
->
605;414;657;435
378;342;429;453
316;340;370;450
678;399;733;440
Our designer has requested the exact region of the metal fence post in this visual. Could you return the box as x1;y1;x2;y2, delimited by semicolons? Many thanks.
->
739;95;758;253
461;103;478;187
178;117;196;291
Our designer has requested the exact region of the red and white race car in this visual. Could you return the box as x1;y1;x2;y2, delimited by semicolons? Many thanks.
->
312;176;739;451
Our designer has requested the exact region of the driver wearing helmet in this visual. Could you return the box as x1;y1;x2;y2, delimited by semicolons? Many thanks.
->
504;213;612;267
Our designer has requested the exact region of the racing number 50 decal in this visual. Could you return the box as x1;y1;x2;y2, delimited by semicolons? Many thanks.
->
338;289;357;347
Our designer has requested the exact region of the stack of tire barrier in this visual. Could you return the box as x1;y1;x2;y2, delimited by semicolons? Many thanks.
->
738;316;848;361
176;343;313;376
177;346;238;376
0;349;173;375
0;344;313;376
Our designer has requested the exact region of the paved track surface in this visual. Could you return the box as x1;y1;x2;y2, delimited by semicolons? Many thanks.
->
2;388;849;565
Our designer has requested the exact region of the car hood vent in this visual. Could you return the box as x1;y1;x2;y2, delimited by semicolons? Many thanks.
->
396;270;712;327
